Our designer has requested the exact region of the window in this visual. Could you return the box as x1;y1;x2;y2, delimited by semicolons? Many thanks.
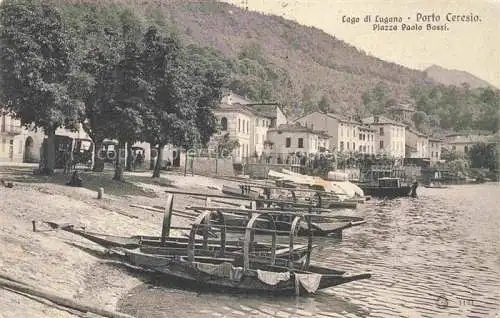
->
359;145;362;152
379;127;384;136
340;141;344;151
298;138;304;148
353;142;355;150
359;133;363;140
347;142;350;150
1;115;5;132
380;140;384;149
221;117;228;131
286;137;291;148
353;129;356;137
363;145;366;152
238;119;241;132
262;119;265;126
464;145;468;153
246;120;249;134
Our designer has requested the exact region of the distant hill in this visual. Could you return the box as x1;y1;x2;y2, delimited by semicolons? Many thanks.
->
58;0;430;115
424;65;496;89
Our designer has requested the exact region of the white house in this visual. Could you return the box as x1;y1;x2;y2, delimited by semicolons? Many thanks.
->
405;127;429;159
362;115;406;158
266;123;330;162
213;92;286;162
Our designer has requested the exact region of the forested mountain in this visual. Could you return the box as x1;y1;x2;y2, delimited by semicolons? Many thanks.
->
22;0;500;132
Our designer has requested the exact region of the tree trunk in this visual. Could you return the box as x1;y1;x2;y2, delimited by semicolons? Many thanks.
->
46;128;56;175
152;143;165;178
126;145;133;172
113;141;124;181
149;143;156;170
92;139;105;172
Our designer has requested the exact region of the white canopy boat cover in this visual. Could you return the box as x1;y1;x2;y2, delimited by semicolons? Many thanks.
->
268;169;364;198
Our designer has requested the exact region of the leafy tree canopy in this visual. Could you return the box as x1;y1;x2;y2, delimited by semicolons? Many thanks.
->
0;0;83;133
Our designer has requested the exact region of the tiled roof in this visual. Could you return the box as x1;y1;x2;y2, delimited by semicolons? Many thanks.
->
405;126;428;138
445;130;493;137
294;111;360;124
247;104;277;119
362;115;406;127
269;123;330;136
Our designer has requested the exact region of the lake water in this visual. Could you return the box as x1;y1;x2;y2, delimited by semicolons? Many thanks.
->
118;183;500;317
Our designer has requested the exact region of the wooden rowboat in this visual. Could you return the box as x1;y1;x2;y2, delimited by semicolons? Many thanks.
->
44;193;371;295
221;185;358;209
189;208;367;238
110;248;371;295
44;222;313;263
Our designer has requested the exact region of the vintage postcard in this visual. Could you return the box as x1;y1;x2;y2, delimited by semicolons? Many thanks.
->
0;0;498;317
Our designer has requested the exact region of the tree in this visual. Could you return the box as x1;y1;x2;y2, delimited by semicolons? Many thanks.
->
105;41;149;181
441;148;461;162
468;142;498;171
362;82;391;115
0;0;83;174
61;4;144;172
125;27;227;179
412;110;429;131
318;95;330;113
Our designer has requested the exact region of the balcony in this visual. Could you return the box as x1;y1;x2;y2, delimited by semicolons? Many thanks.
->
0;126;23;135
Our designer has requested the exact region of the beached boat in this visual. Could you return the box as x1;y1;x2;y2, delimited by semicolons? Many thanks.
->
184;206;366;238
44;222;312;262
46;194;371;295
221;184;358;209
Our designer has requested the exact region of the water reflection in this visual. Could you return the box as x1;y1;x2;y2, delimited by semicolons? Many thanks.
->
119;184;500;317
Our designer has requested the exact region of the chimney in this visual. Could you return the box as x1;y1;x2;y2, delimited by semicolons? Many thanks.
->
374;115;380;123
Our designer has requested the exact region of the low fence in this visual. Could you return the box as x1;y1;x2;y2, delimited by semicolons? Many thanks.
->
245;164;301;179
179;155;234;177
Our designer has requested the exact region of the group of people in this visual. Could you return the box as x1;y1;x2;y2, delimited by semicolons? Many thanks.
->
127;148;144;171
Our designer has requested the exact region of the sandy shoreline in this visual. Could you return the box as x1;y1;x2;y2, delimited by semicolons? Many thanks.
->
0;167;234;318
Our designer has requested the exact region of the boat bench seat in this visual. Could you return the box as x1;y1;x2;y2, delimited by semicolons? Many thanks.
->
193;256;236;263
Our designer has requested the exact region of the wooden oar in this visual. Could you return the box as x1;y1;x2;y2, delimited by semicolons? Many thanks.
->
0;275;135;318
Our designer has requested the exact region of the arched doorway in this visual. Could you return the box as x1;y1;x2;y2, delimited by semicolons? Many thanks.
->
23;136;35;163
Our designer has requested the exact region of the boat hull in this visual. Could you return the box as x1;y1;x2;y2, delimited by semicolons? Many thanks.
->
357;185;413;198
114;248;371;295
217;213;366;237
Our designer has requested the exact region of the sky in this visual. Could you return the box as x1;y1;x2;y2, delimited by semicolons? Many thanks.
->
221;0;500;88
